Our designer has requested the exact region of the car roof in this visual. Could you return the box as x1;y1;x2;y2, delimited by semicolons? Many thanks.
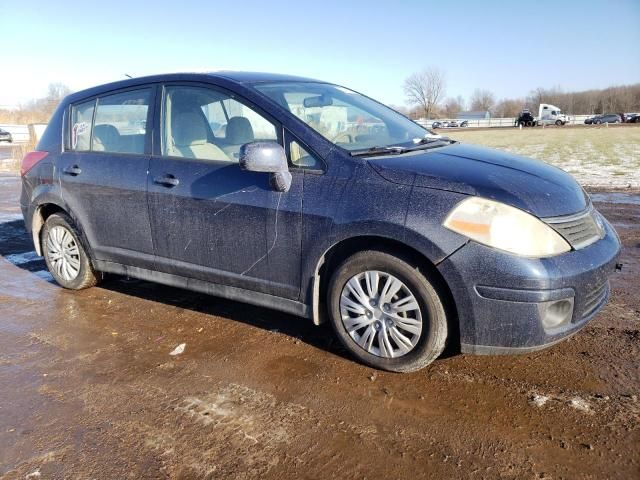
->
65;71;324;104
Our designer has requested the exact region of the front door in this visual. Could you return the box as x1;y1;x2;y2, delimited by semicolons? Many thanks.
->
147;84;303;300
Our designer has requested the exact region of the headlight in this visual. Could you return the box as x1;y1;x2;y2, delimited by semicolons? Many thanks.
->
444;197;571;257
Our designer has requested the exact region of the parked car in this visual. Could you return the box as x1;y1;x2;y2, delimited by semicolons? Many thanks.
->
594;114;622;124
584;116;597;125
0;128;12;143
431;120;467;129
625;114;640;123
20;72;621;372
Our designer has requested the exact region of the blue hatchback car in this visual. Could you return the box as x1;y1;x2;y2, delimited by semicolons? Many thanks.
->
20;72;621;372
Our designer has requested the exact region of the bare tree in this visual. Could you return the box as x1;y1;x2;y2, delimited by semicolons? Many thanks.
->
0;82;73;124
443;96;464;118
469;89;496;113
494;98;524;118
42;83;72;113
403;68;446;120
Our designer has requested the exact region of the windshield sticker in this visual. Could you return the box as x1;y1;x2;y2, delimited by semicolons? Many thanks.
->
72;122;89;149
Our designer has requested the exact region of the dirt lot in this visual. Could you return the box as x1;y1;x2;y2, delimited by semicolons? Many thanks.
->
0;171;638;479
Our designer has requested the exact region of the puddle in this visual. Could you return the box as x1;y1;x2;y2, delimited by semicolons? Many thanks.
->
4;251;40;266
33;270;55;283
0;176;20;184
590;192;640;206
0;212;23;224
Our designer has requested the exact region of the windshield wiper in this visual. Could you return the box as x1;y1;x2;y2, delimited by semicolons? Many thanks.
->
350;145;408;157
414;136;452;145
404;137;455;152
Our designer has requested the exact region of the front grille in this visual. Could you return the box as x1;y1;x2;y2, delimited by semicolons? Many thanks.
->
544;207;604;250
580;281;609;320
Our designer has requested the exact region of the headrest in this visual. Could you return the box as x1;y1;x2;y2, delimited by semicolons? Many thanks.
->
173;112;207;146
93;124;120;146
226;116;254;144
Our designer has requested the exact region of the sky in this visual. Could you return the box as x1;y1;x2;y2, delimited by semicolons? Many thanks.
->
1;0;639;108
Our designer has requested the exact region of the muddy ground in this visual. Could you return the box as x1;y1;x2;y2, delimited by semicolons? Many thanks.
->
0;174;638;479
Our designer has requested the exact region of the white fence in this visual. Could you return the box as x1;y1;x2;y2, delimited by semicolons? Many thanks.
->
417;115;594;129
0;124;30;143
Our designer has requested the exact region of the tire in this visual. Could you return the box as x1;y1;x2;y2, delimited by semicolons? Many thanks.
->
555;120;563;126
327;250;448;372
41;212;99;290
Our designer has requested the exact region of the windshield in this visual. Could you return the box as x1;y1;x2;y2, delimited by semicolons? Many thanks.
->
254;82;431;151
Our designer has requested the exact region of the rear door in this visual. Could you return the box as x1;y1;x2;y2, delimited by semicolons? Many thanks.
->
147;83;303;299
58;87;156;269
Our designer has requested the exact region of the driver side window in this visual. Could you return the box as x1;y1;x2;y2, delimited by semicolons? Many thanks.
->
162;86;278;162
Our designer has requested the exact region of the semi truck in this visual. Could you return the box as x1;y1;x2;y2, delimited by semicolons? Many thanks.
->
537;104;570;126
515;104;571;127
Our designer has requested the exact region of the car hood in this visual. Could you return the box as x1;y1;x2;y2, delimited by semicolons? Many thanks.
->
368;142;589;218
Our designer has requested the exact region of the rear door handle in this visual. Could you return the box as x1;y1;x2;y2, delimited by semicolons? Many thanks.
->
63;165;82;176
153;174;179;187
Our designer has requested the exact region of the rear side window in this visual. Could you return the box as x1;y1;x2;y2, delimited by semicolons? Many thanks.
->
92;89;151;154
70;100;95;151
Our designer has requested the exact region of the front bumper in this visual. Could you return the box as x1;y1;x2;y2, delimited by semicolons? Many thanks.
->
437;219;621;354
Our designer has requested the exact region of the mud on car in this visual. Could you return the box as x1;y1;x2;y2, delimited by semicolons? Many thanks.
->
20;72;621;372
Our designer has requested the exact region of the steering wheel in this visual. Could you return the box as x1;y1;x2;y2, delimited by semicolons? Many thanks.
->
331;131;353;144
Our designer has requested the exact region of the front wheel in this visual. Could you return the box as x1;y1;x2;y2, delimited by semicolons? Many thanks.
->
42;213;99;290
555;120;563;126
327;250;448;372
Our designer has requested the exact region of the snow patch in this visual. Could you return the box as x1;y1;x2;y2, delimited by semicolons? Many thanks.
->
569;397;593;414
531;394;550;407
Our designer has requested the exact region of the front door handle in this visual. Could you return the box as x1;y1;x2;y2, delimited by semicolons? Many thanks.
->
153;174;179;187
63;165;82;176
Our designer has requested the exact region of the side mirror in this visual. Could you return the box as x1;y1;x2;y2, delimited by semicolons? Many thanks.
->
239;141;292;192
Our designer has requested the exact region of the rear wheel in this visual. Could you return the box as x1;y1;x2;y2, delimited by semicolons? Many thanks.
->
41;213;99;290
327;250;448;372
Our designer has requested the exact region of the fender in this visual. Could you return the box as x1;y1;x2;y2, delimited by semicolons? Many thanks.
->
28;190;93;263
308;224;468;326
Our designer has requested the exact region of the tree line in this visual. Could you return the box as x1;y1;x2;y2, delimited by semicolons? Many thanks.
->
0;83;71;124
400;67;640;120
3;76;640;125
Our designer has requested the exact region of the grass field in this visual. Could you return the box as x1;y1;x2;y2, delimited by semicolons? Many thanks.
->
451;126;640;188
